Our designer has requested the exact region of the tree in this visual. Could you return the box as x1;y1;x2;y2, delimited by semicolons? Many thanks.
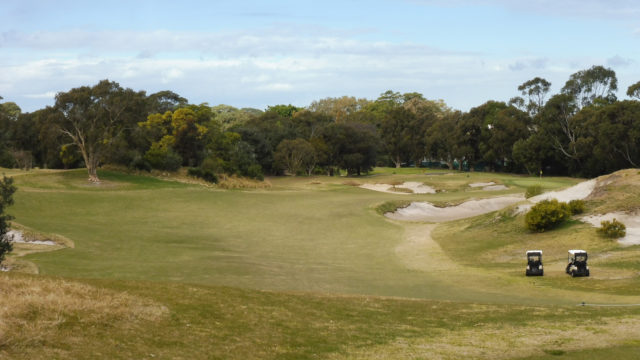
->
321;122;378;176
266;104;301;118
537;93;580;163
308;96;370;123
0;176;16;265
627;81;640;100
481;106;530;171
55;80;147;182
562;65;618;109
426;111;462;169
517;77;551;116
273;138;316;175
147;90;188;114
379;107;415;168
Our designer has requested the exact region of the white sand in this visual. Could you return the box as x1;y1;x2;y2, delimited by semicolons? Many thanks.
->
469;182;495;187
360;182;436;194
386;195;524;222
515;179;597;214
5;230;57;246
483;185;509;191
581;213;640;246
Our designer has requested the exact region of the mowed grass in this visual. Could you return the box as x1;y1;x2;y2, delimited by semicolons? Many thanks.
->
9;167;579;303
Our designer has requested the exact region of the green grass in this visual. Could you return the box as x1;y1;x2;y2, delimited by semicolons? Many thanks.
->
8;168;589;304
3;167;640;358
3;274;640;360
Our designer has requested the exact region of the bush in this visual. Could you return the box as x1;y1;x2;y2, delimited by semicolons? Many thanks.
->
597;218;626;238
187;168;218;184
244;164;264;181
144;145;182;171
525;199;571;232
525;185;542;198
129;156;152;172
568;199;585;214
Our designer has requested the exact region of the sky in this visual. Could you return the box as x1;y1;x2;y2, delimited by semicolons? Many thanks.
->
1;0;639;113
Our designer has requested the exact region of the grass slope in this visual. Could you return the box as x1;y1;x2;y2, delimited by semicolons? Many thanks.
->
2;167;640;358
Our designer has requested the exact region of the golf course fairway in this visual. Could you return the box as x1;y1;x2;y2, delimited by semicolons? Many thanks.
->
2;167;640;359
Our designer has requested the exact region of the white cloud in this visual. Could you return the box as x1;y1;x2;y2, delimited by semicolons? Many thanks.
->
24;91;57;99
408;0;640;20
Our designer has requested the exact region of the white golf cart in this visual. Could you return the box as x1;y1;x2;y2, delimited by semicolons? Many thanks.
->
566;249;589;277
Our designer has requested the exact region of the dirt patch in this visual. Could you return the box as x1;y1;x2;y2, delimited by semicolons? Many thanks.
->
386;196;524;222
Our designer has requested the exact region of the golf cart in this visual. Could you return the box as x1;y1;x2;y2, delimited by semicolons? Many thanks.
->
525;250;543;276
566;250;589;277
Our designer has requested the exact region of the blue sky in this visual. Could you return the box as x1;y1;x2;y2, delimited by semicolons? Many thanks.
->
1;0;639;112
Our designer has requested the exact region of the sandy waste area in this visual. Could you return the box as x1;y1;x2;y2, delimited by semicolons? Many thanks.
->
468;182;509;191
387;178;602;223
360;182;436;194
385;195;524;222
5;230;57;246
581;213;640;246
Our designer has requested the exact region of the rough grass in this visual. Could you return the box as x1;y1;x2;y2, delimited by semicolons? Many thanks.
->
0;274;167;359
2;275;640;360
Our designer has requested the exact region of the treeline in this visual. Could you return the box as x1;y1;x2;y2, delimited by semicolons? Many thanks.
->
1;65;640;181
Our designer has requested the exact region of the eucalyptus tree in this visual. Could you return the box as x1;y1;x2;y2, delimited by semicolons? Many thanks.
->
55;80;147;182
561;65;618;109
628;81;640;100
517;77;552;116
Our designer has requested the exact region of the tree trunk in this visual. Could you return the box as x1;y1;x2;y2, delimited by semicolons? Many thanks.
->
79;146;100;183
394;155;401;168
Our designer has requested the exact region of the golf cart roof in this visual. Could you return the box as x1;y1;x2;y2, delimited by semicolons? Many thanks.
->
568;249;587;255
526;250;543;255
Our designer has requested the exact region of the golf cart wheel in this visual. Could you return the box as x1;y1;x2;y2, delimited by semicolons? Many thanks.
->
571;271;576;277
540;270;544;276
586;270;590;277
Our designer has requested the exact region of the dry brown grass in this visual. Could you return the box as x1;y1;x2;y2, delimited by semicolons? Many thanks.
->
589;169;640;213
0;275;168;354
342;180;362;186
217;174;272;189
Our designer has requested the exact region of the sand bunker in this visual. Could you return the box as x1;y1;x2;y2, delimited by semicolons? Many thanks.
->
581;213;640;246
469;182;508;191
386;195;524;222
483;185;508;191
360;182;436;194
469;182;495;187
516;179;597;213
6;230;57;246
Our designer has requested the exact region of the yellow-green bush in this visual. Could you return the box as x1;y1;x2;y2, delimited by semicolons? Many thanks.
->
597;218;626;238
525;199;571;232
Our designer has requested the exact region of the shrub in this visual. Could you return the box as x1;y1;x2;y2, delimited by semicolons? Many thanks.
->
568;199;585;214
597;218;626;238
144;145;182;171
525;185;542;198
187;168;218;184
525;199;571;232
129;156;152;172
